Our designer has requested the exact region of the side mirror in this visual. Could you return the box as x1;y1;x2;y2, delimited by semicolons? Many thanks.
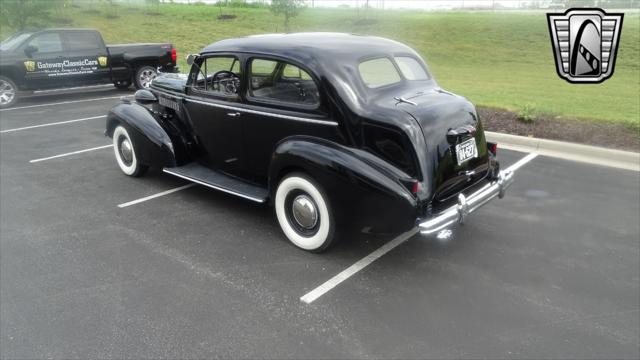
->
24;45;38;57
134;89;157;105
186;54;199;66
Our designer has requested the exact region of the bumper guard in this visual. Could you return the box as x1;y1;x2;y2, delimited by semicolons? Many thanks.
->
419;170;514;235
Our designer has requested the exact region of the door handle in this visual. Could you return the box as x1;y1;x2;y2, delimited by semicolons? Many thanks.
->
227;112;241;117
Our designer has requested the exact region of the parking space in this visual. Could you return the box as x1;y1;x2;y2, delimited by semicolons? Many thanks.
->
1;92;638;358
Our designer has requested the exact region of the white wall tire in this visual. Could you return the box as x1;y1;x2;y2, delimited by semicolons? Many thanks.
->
112;125;147;177
275;173;335;252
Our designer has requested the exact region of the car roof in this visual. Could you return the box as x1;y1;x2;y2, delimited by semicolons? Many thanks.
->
201;32;416;63
201;32;436;121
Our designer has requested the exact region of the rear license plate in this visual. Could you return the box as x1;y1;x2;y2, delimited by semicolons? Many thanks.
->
455;138;478;165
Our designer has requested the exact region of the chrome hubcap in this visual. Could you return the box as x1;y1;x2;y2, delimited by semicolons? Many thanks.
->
291;195;318;229
139;69;156;88
0;79;16;105
119;138;133;164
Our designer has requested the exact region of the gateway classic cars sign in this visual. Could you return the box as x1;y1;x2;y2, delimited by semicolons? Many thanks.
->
547;8;623;84
23;56;107;77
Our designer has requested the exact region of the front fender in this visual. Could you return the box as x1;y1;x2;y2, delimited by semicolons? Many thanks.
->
106;101;177;168
269;136;418;234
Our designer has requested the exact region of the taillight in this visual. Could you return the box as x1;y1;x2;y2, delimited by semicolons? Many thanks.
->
171;47;177;63
487;142;498;156
411;180;420;195
400;178;420;196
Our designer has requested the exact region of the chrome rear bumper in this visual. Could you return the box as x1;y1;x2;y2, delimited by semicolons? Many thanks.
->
418;170;514;235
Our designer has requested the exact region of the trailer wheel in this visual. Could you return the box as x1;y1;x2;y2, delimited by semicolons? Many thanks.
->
0;76;18;109
134;66;157;89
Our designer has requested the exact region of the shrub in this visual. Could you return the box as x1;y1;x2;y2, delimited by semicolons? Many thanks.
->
517;104;536;123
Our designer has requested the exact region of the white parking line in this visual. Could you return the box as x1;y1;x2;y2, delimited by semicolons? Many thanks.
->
0;96;127;112
0;115;106;134
505;152;538;172
29;144;112;163
300;152;540;304
117;184;197;208
300;228;419;304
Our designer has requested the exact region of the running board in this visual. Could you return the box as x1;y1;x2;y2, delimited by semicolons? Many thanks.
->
163;163;268;203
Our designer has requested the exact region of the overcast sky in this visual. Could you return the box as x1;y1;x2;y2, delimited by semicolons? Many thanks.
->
171;0;557;10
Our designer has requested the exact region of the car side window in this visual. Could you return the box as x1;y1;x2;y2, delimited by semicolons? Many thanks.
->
282;64;312;80
249;58;319;107
27;33;63;53
192;56;241;96
64;32;102;51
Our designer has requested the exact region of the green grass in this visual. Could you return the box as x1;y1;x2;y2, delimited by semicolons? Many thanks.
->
2;3;639;128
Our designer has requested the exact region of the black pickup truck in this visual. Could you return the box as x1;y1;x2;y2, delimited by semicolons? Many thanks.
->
0;28;177;108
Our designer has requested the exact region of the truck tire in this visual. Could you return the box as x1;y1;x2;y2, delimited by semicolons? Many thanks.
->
0;76;18;109
134;66;157;89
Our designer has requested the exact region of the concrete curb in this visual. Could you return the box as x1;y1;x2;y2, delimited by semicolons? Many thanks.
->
485;132;640;172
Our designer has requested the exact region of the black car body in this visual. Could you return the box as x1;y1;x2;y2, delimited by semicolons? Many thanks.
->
105;33;515;252
0;28;177;107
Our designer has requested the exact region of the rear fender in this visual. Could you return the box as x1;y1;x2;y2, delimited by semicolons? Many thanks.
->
106;101;177;168
269;137;418;233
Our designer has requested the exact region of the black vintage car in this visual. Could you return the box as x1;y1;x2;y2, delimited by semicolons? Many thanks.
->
0;28;177;108
105;33;515;252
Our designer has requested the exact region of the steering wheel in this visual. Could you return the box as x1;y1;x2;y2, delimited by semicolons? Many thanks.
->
211;70;240;94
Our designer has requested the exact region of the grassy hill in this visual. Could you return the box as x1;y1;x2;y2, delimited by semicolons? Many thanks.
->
2;3;639;129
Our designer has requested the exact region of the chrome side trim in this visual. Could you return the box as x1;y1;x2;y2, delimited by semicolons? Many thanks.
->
185;98;339;126
418;170;514;234
162;168;267;203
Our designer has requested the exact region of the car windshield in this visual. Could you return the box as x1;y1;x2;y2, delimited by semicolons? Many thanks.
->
0;33;32;51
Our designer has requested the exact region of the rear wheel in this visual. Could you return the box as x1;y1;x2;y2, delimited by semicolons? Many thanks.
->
134;65;157;89
112;125;148;177
275;173;336;252
0;76;18;109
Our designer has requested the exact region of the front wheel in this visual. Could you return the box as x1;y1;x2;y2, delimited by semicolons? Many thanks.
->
275;173;336;252
112;125;148;177
0;76;18;109
134;65;157;89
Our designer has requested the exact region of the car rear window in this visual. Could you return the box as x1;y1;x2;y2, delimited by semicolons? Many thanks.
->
394;56;430;80
358;58;401;88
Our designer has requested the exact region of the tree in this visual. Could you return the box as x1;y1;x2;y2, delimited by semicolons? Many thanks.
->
270;0;305;32
0;0;53;31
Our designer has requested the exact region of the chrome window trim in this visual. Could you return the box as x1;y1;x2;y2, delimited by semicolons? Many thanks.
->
185;97;338;126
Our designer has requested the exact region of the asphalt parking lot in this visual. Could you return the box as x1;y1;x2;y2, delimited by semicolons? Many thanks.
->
1;88;638;359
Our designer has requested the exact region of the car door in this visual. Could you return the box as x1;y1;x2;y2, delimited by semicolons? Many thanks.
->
21;31;67;90
242;57;343;185
184;55;245;175
61;30;111;87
